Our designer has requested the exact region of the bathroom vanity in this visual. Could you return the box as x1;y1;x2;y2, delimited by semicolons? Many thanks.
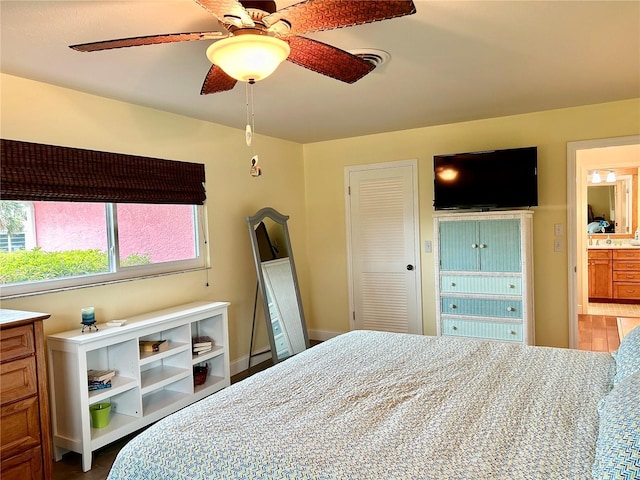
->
588;245;640;301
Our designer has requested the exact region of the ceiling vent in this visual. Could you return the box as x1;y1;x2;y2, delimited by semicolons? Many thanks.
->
349;49;391;71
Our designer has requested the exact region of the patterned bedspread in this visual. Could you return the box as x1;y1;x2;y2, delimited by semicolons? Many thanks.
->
108;331;615;480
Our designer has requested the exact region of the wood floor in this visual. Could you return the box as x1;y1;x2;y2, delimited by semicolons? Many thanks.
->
577;313;620;352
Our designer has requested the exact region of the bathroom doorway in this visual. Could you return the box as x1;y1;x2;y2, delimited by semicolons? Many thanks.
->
567;135;640;350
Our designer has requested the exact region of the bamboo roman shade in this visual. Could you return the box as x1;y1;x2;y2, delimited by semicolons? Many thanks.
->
0;139;206;205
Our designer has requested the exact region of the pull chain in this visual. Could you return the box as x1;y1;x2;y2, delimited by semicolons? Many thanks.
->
246;81;261;176
245;81;253;147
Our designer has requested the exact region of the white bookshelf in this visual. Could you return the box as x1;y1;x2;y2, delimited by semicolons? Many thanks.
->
47;301;230;472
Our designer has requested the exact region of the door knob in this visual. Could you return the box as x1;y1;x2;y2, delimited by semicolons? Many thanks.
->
406;264;414;271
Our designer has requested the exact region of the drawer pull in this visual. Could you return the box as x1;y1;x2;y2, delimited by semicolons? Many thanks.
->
450;282;456;287
506;306;516;312
509;330;516;335
509;284;515;289
451;326;458;331
449;304;457;309
471;243;478;249
479;244;486;249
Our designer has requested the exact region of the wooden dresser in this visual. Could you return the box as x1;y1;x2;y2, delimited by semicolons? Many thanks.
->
613;249;640;300
0;309;52;479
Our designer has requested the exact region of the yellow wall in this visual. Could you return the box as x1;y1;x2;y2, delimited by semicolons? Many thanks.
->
0;73;307;365
2;73;639;355
303;99;640;347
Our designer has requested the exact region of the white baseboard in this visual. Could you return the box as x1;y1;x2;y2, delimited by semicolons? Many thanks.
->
230;349;271;376
308;329;343;342
229;330;345;376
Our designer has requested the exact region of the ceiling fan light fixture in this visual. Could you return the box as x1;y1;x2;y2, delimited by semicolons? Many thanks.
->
606;171;616;183
206;34;290;83
591;171;602;184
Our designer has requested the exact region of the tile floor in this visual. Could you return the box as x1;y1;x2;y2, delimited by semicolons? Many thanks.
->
587;302;640;316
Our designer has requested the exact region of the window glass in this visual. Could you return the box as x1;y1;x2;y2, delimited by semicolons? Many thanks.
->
0;233;26;252
0;201;29;252
1;201;109;285
0;201;204;296
117;204;197;266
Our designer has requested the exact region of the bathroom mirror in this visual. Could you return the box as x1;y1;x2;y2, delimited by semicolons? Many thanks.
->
247;207;309;363
587;169;637;236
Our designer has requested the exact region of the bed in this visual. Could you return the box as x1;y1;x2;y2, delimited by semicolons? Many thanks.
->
107;329;640;479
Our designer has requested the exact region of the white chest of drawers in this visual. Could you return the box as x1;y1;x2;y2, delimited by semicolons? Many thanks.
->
434;210;535;344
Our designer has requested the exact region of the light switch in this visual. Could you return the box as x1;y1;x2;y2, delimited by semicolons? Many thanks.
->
554;223;564;237
554;239;562;252
424;240;432;253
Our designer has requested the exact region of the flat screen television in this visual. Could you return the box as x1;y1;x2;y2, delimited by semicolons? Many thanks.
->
433;146;538;210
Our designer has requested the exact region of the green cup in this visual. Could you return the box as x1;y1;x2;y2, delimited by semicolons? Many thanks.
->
89;402;111;428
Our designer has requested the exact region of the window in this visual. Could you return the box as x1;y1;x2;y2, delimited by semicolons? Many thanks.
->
0;200;31;252
0;139;208;298
0;200;205;297
0;233;26;252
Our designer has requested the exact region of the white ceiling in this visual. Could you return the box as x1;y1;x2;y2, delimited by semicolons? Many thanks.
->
1;1;639;144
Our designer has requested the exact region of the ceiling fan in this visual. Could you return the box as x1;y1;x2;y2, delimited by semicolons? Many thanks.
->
70;0;417;95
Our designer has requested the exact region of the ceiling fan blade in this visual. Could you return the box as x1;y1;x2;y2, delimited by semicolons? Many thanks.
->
285;36;374;84
201;64;238;94
193;0;254;27
265;0;416;35
70;32;226;52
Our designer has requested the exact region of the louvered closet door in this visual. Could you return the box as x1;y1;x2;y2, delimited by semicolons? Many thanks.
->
347;162;421;334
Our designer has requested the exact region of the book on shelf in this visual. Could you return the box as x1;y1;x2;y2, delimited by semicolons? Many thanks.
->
87;369;116;382
194;348;212;355
192;336;213;348
139;340;168;353
88;381;112;391
193;344;212;352
89;380;111;385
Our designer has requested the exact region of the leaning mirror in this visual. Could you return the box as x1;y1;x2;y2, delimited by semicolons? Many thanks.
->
247;207;309;363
